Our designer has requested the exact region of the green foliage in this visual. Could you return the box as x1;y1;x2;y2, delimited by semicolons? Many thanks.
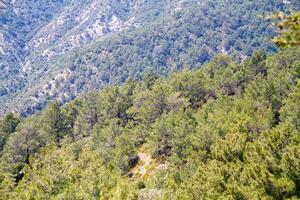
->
40;102;69;145
273;12;300;47
1;47;300;199
280;81;300;131
0;113;20;152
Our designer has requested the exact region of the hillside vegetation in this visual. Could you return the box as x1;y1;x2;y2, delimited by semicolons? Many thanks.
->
1;44;300;199
1;0;300;116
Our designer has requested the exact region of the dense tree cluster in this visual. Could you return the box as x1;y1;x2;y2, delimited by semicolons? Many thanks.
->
0;45;299;199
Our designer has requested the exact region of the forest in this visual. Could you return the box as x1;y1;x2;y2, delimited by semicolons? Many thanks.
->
0;11;299;200
2;0;299;116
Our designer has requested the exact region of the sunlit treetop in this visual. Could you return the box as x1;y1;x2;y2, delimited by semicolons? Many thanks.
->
273;12;300;47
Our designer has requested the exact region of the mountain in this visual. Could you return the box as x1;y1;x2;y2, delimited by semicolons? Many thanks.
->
0;0;70;93
1;2;300;199
1;46;300;199
0;0;299;116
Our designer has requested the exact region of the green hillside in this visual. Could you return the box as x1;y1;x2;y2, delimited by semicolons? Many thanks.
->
1;3;300;200
1;44;300;199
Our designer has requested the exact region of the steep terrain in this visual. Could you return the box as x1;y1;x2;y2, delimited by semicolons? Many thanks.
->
0;46;300;199
0;8;300;199
0;0;181;114
0;0;70;94
0;0;299;115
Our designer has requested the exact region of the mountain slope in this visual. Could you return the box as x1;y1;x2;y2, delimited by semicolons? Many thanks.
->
0;0;70;98
1;0;299;116
0;46;300;199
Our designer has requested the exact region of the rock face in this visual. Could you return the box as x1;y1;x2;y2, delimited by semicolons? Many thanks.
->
1;0;300;116
25;0;135;65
